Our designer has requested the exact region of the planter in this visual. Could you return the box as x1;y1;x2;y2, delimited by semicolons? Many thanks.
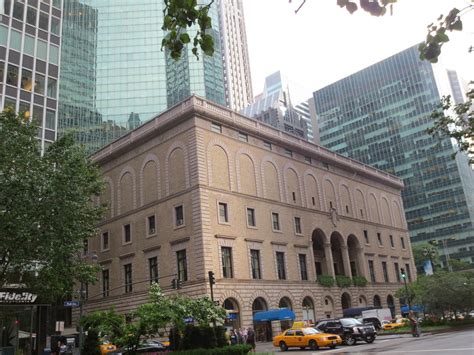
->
335;275;352;288
317;275;335;287
352;276;368;287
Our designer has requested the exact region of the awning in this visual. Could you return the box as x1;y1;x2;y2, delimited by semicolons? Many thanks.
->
401;305;424;313
253;308;296;322
343;306;375;318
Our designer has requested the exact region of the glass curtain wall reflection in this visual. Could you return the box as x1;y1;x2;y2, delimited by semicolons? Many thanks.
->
59;0;225;153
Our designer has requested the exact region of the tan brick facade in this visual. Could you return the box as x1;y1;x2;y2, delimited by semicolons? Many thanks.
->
84;96;415;336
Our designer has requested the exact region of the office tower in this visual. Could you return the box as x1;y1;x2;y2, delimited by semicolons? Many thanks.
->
217;0;253;111
59;0;253;153
241;71;311;140
295;100;317;143
0;0;62;152
85;95;414;336
313;45;474;266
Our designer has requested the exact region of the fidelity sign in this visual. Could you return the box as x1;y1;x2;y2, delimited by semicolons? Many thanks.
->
0;291;38;304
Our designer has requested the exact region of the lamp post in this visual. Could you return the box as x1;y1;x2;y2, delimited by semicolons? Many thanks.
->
400;268;411;310
78;252;98;354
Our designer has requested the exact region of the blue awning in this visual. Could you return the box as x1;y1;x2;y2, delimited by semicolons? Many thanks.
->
343;307;375;318
253;309;296;322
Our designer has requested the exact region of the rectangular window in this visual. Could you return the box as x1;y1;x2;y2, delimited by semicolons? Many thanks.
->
382;261;389;282
247;208;256;227
175;205;184;226
272;212;280;231
12;1;23;21
394;262;400;282
39;11;48;31
304;156;312;164
284;148;293;157
177;249;187;281
51;17;60;36
149;256;159;284
26;7;36;26
45;110;55;130
49;44;59;65
299;254;308;281
101;232;109;251
294;217;302;234
10;29;21;51
147;215;156;235
363;230;369;244
401;236;406;249
102;269;109;297
276;252;286;280
315;262;322;276
250;249;261;279
124;264;132;293
211;122;222;133
311;197;315;206
238;132;248;142
123;224;131;244
350;261;357;277
21;68;33;92
6;64;18;86
389;235;394;248
218;202;228;223
221;247;233;278
36;39;47;61
405;263;412;282
377;233;383;246
368;260;376;283
47;78;57;98
35;74;45;95
263;141;272;150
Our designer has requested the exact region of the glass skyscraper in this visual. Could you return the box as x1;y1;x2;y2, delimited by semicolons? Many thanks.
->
313;45;474;266
59;0;226;153
0;0;62;152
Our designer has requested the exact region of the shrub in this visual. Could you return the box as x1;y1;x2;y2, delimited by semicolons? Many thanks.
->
336;275;352;288
215;326;228;347
171;344;252;355
318;275;335;287
82;328;101;355
352;276;368;287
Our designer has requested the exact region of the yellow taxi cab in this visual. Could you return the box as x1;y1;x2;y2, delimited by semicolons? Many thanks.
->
99;342;117;354
382;318;409;330
273;327;342;351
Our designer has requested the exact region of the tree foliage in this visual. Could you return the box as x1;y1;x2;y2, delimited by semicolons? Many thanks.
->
398;271;474;317
0;109;103;302
411;243;440;274
336;0;397;17
81;284;227;353
161;0;215;60
427;86;474;165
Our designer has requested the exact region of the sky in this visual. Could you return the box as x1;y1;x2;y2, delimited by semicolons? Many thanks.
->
242;0;474;102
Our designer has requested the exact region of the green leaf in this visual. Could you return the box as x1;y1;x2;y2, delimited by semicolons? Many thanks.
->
434;32;449;43
180;32;191;44
449;19;463;31
337;0;349;7
345;1;358;14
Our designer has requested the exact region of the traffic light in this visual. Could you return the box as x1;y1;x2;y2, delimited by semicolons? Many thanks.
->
171;278;177;289
400;268;407;280
208;271;216;285
177;279;183;289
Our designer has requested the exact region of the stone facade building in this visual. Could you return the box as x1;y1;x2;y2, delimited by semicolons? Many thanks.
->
85;96;415;339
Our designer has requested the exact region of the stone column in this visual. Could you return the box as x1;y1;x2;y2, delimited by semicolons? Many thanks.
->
323;242;335;277
356;246;369;279
341;245;352;279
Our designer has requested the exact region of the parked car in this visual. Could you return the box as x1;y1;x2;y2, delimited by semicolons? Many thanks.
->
382;318;409;330
315;318;376;345
99;342;117;354
272;327;342;351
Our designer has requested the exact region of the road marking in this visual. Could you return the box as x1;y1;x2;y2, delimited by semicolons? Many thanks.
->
382;349;474;353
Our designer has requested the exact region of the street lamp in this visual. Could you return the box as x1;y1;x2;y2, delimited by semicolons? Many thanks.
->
400;268;411;310
78;252;98;354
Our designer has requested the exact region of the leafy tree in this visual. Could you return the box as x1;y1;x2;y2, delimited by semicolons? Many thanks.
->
411;243;440;275
82;328;101;355
449;259;473;272
0;109;103;302
427;86;474;165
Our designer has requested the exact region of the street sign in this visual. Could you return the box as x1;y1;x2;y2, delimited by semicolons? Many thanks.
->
184;317;194;324
64;300;80;307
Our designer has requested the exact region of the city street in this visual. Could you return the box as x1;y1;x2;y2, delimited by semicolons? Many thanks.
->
255;329;474;354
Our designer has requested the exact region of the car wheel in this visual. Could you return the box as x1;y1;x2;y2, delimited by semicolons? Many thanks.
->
365;335;375;344
309;339;319;350
279;341;288;351
330;345;337;349
300;347;306;350
344;335;357;346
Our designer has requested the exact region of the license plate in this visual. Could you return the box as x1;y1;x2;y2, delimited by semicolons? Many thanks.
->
332;341;337;345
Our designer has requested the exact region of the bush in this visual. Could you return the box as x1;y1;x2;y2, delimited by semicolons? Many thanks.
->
171;344;252;355
352;276;368;287
336;275;352;288
318;275;335;287
82;328;101;355
215;326;228;347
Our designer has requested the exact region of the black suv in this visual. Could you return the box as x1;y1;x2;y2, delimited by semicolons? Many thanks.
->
315;318;376;345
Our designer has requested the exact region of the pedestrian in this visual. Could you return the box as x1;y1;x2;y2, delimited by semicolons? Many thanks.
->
241;327;248;344
408;311;420;337
246;327;256;352
230;329;238;345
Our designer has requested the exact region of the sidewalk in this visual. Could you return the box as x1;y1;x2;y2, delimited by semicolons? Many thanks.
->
255;341;275;353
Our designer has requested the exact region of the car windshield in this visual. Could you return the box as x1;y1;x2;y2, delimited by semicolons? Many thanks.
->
340;318;364;326
303;328;321;335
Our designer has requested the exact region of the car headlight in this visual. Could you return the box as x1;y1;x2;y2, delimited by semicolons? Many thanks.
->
353;327;359;334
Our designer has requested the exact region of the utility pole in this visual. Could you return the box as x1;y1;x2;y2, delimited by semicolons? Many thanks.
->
208;271;216;303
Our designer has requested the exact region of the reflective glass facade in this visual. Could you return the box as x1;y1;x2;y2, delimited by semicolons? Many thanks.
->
313;45;474;264
59;0;225;153
0;0;62;152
